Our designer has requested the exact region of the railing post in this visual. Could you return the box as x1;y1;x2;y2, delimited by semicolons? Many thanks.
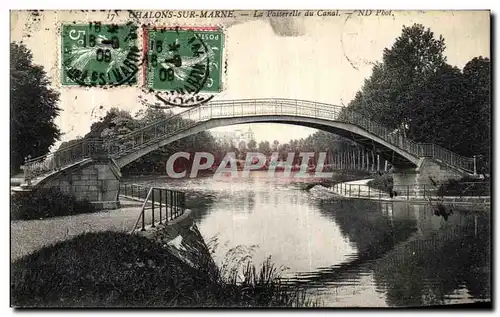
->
151;189;155;228
368;186;371;198
24;156;32;186
141;208;145;231
473;155;477;176
407;186;409;201
170;190;174;220
159;189;163;224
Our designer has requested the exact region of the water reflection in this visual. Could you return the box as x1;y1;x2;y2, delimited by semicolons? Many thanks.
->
125;172;490;307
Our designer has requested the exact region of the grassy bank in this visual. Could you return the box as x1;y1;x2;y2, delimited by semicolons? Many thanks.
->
11;231;312;307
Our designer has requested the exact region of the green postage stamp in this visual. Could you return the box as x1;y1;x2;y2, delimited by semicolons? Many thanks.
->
61;22;140;86
144;27;224;93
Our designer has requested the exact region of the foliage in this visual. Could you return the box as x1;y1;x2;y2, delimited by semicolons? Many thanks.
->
348;24;447;135
367;173;394;194
60;106;219;176
11;231;314;307
344;23;490;172
258;141;271;156
11;188;96;220
10;42;61;172
247;139;257;152
436;177;490;197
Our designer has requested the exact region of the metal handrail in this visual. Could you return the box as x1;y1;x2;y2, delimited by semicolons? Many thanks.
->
331;182;490;201
22;98;476;183
122;184;186;233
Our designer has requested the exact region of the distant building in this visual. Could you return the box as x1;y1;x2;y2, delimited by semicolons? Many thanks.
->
211;126;255;148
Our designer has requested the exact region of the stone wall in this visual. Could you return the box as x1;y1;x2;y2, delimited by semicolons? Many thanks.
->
136;209;218;277
40;158;122;210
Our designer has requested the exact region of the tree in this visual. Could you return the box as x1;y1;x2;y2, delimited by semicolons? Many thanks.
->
410;65;467;151
272;140;279;151
258;141;271;156
247;139;257;152
348;24;447;138
11;42;61;172
462;57;491;173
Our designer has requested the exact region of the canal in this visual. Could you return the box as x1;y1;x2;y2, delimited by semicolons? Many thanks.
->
124;171;491;307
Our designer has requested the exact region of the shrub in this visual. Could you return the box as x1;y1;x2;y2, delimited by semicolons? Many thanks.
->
367;173;393;194
11;187;96;220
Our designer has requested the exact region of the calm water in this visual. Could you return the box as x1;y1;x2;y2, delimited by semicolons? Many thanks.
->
125;171;491;307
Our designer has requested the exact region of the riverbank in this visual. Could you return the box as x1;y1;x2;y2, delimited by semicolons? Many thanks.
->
11;231;312;307
328;178;490;210
11;197;314;307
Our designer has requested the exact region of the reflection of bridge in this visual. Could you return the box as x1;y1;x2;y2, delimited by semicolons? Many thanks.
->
20;98;476;208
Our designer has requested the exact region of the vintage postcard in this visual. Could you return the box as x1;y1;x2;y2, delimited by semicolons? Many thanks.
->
10;9;491;308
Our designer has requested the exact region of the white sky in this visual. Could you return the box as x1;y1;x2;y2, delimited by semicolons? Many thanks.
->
10;10;490;144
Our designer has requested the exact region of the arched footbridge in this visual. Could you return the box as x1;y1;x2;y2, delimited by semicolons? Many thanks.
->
22;98;476;188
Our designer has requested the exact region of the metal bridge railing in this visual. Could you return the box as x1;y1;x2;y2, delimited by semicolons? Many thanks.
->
121;184;186;233
331;182;490;201
21;139;106;185
22;98;476;183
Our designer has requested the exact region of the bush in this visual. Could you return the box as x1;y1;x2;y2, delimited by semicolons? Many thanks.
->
437;177;490;197
367;173;393;194
11;188;96;220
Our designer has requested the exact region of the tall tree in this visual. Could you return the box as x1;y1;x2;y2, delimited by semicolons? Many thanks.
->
411;65;467;151
462;57;491;173
11;42;61;172
348;24;447;138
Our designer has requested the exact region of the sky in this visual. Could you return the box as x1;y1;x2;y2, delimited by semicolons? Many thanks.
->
10;10;490;145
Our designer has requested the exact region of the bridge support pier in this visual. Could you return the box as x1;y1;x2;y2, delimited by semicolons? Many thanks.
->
392;158;467;195
39;158;122;210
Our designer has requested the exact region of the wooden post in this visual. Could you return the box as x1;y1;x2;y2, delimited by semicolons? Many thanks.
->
367;151;370;171
358;148;361;171
352;149;356;170
371;151;375;171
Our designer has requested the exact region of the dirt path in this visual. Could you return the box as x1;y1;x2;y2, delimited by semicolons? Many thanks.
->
10;200;143;262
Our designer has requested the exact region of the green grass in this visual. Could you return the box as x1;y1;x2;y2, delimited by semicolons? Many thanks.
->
11;231;313;307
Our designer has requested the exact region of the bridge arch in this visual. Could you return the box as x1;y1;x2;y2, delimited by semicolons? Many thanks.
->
114;115;420;169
